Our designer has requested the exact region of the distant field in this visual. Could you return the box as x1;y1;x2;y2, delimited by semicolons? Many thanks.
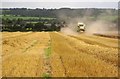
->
87;15;117;22
0;14;117;22
2;32;118;77
1;15;56;20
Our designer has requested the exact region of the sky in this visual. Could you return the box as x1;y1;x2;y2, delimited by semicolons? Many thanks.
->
1;0;119;9
1;0;119;2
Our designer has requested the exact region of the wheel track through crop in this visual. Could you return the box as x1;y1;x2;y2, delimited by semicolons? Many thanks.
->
59;56;67;77
42;33;52;78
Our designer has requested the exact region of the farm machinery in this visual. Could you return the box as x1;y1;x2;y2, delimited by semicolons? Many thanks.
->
77;22;85;32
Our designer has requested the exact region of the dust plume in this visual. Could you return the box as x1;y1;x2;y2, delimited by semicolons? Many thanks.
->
57;8;118;35
60;27;79;35
85;20;117;35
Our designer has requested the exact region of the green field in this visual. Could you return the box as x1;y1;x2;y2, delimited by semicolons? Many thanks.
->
1;15;56;20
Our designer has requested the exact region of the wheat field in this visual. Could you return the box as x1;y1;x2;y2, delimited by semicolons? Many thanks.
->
2;32;118;77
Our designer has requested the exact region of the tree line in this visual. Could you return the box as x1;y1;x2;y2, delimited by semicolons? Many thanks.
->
2;18;62;32
2;8;117;18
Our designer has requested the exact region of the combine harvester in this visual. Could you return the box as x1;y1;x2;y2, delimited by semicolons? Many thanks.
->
77;22;86;33
76;22;119;39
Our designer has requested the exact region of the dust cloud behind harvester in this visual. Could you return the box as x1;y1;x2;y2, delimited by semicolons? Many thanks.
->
57;8;118;35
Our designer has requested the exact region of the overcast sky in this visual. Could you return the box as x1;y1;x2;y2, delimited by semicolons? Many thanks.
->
1;0;119;2
1;0;119;9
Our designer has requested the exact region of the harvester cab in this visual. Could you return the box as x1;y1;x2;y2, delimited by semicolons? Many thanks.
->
77;22;85;32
